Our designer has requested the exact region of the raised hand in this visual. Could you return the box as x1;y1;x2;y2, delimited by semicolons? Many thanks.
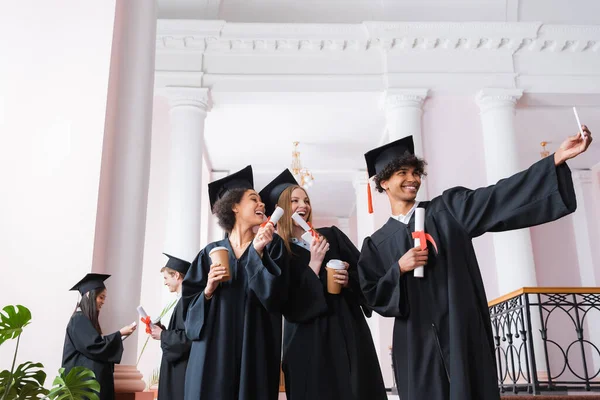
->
554;125;593;165
253;223;275;256
308;236;329;275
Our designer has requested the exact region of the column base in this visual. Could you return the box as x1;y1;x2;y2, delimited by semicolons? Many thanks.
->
114;364;146;393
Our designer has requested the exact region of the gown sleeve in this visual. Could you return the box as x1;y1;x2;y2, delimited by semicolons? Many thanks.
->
182;249;212;341
160;302;191;363
442;154;577;238
282;249;329;323
244;234;288;313
357;236;409;318
331;226;373;317
68;314;123;363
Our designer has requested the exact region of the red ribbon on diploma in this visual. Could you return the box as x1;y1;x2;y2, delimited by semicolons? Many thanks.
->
141;316;152;334
411;231;438;253
260;217;273;228
306;222;319;239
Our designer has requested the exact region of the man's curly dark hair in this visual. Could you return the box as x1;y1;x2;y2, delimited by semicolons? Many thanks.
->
373;154;428;193
212;188;249;232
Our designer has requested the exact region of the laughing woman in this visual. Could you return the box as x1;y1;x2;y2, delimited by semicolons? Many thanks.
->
259;170;386;400
182;166;287;400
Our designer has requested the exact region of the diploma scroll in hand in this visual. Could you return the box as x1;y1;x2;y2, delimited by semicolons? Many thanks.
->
137;305;154;334
291;212;318;245
260;206;284;228
413;208;426;278
573;107;587;138
411;208;439;278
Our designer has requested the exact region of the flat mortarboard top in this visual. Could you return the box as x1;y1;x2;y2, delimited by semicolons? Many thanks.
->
163;253;191;275
363;136;415;214
70;273;111;296
364;136;415;179
258;169;299;216
208;165;254;210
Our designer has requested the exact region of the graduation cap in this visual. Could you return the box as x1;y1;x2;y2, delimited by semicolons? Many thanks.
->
208;165;254;211
162;253;191;275
258;169;299;216
363;136;415;214
70;273;111;296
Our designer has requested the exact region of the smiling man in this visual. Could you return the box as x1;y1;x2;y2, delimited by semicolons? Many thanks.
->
150;253;192;400
357;129;592;400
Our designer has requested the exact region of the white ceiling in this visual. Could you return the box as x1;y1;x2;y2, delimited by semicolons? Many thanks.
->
157;0;600;25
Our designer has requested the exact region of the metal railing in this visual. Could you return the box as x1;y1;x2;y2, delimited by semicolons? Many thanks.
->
489;287;600;395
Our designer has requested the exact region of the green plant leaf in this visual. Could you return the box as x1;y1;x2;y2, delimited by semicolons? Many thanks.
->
0;362;47;400
47;367;100;400
0;306;31;346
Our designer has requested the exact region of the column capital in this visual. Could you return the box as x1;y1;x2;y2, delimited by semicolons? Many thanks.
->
160;87;211;112
476;88;523;113
384;88;429;111
572;170;593;185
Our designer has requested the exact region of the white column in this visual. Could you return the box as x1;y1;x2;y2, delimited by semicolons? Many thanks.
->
352;172;395;385
476;88;538;293
91;0;156;390
161;87;210;262
385;88;430;200
476;88;548;377
208;171;228;242
336;217;351;238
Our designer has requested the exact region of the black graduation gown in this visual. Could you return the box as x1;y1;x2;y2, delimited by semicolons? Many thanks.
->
282;226;387;400
61;312;124;400
357;155;577;400
182;235;287;400
158;298;191;400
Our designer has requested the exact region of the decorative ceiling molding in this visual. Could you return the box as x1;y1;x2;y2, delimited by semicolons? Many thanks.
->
157;21;600;54
155;20;600;95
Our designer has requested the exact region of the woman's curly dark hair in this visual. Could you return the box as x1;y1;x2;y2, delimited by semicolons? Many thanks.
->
212;188;249;232
373;154;428;193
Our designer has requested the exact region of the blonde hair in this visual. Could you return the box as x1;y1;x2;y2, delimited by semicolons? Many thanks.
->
160;266;184;280
276;185;313;254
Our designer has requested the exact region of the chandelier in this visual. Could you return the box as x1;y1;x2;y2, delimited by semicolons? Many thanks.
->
540;141;549;158
290;141;315;189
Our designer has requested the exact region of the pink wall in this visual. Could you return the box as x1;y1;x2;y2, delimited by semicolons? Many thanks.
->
515;107;600;289
422;96;500;300
0;1;116;378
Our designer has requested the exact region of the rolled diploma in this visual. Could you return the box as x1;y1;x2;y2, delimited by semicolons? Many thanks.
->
292;212;314;245
573;107;586;138
413;208;425;278
269;206;284;225
137;305;154;329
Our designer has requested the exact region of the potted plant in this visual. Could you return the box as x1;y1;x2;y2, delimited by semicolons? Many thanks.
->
0;305;100;400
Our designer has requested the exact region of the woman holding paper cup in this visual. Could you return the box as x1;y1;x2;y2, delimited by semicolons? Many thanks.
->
259;169;386;400
181;165;287;400
61;273;137;400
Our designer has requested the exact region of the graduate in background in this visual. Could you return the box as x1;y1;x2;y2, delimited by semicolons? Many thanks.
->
357;127;593;400
149;254;192;400
259;169;387;400
182;165;288;400
62;273;137;400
